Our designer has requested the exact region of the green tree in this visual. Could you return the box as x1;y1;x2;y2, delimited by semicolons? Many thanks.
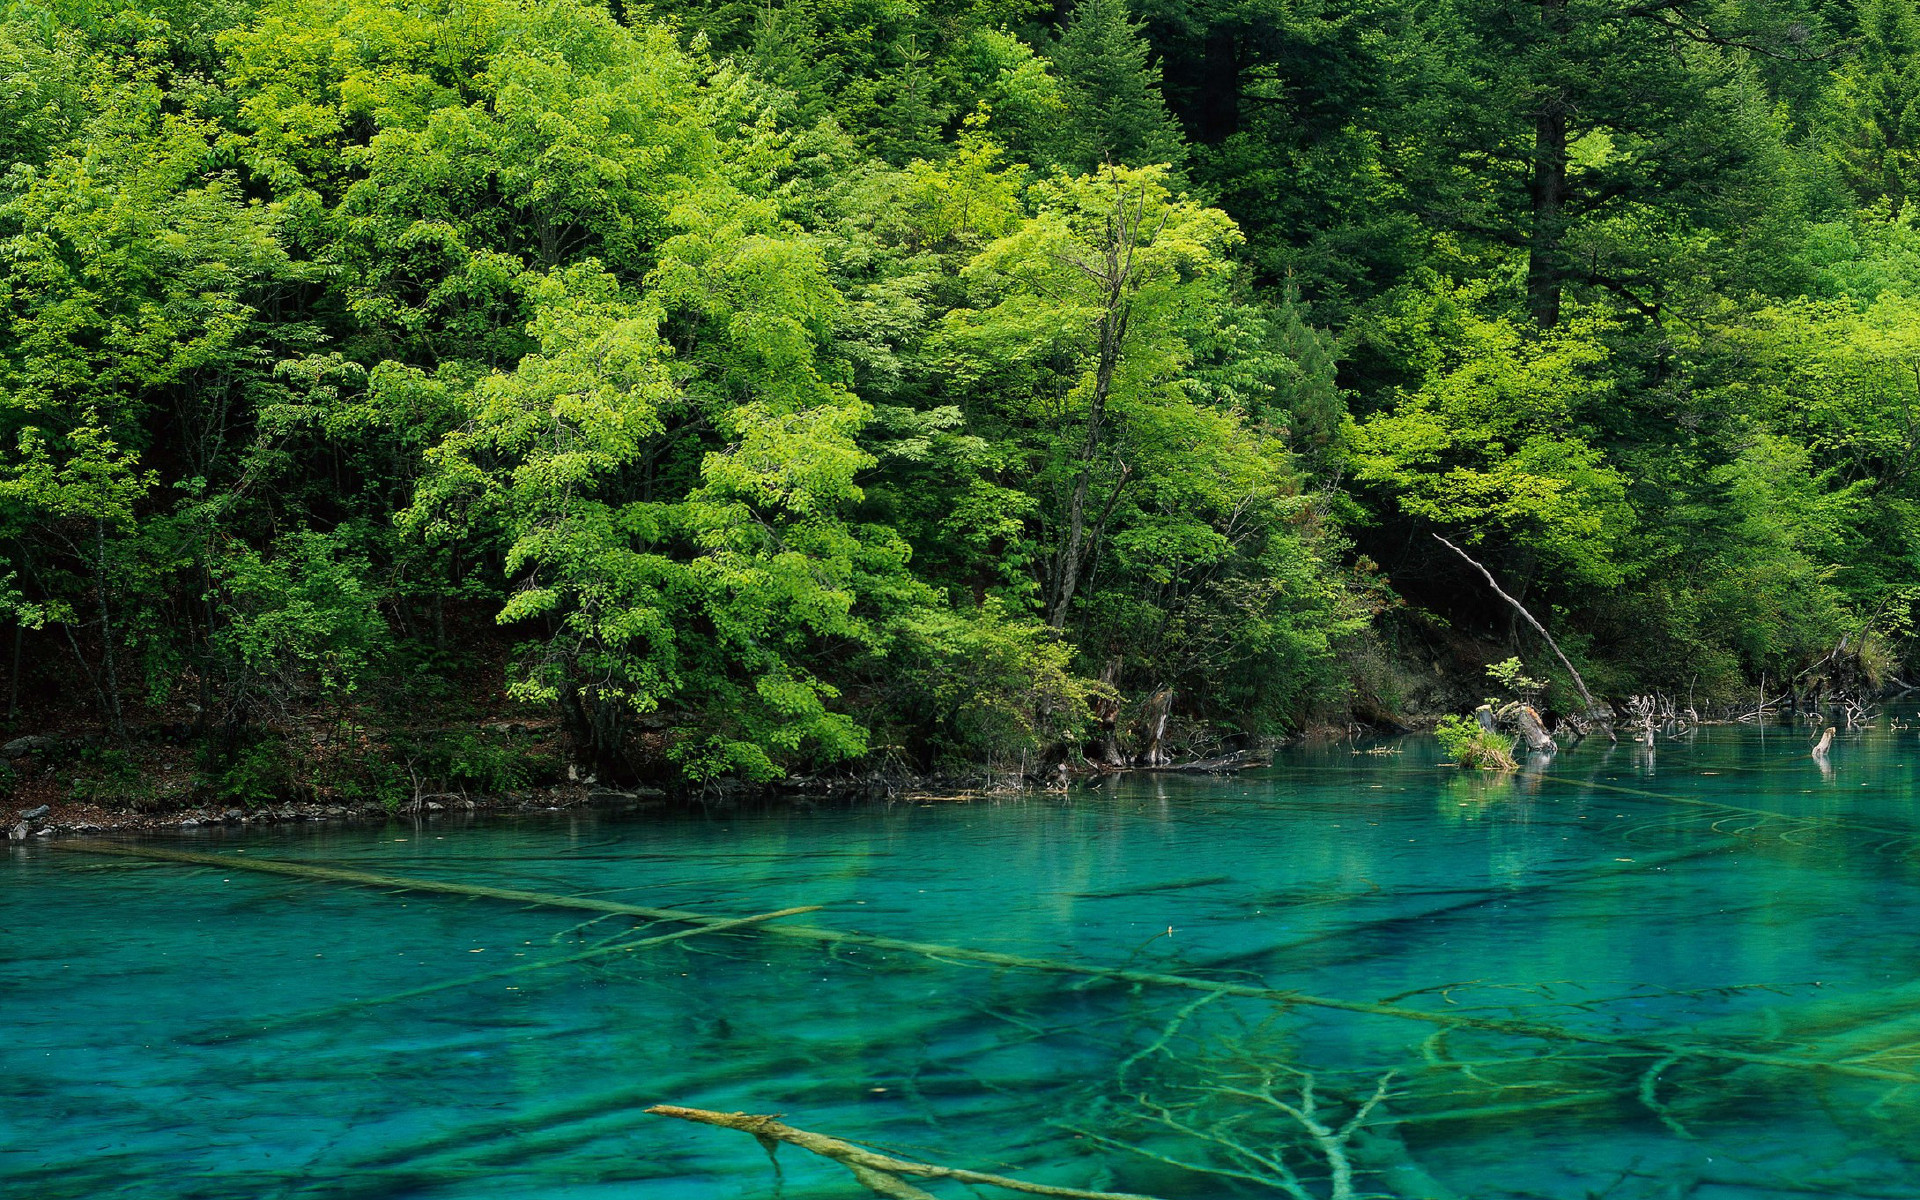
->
1822;0;1920;208
1051;0;1184;171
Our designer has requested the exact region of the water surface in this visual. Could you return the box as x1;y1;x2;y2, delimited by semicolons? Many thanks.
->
6;723;1920;1199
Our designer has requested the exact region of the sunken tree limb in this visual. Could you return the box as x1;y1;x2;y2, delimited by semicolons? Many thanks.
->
52;841;1920;1084
645;1106;1165;1200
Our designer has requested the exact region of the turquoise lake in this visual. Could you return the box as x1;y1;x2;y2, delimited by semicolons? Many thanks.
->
7;723;1920;1199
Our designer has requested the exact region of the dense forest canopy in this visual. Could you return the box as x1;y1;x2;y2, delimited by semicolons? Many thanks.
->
4;0;1920;798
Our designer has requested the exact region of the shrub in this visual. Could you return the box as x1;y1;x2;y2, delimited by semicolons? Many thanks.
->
1434;715;1518;770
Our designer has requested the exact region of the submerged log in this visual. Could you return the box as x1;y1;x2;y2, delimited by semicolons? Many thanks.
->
646;1105;1163;1200
226;904;822;1038
52;841;1920;1083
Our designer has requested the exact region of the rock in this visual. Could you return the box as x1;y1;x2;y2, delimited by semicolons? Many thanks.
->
2;735;57;757
223;808;243;822
18;805;50;821
8;822;27;840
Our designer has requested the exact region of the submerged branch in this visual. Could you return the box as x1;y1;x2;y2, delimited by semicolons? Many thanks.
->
220;905;822;1039
645;1104;1166;1200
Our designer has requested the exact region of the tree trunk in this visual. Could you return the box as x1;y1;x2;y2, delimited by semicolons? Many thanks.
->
1497;702;1556;753
6;620;21;723
1527;0;1570;328
1049;301;1127;629
1195;29;1239;143
1134;685;1174;766
1047;176;1152;629
93;518;126;741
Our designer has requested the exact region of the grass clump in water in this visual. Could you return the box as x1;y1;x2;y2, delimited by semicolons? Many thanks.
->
1433;715;1517;770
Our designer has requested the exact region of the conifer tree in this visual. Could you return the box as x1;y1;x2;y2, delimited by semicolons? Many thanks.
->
1269;285;1344;484
1051;0;1185;171
1823;0;1920;207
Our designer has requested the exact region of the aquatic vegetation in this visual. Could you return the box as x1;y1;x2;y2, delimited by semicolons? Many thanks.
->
1432;717;1518;771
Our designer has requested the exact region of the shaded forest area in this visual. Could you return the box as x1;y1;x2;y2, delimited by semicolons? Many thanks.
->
4;0;1920;803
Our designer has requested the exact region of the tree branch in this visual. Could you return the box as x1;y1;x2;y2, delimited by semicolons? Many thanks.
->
1432;534;1599;714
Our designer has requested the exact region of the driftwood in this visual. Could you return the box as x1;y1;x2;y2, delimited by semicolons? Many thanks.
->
51;841;1920;1084
645;1105;1163;1200
1131;751;1266;774
1433;534;1600;717
1813;726;1836;757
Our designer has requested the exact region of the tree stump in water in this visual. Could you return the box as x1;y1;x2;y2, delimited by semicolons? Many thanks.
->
1496;702;1556;753
1087;689;1129;769
1133;686;1173;767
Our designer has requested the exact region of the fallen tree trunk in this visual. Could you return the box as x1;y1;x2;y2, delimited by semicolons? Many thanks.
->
646;1105;1164;1200
226;904;822;1039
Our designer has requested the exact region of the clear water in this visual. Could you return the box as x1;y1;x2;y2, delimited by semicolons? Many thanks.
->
7;723;1920;1200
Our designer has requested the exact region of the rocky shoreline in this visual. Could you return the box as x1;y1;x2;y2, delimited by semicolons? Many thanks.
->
2;737;1289;843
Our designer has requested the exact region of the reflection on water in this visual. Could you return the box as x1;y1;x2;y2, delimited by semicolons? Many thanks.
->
6;721;1920;1199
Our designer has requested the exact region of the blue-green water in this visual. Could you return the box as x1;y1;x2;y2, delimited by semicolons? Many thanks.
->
7;725;1920;1199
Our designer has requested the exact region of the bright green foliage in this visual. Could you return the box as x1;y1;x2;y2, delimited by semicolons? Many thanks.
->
9;0;1920;796
204;531;389;727
1434;713;1517;770
1348;282;1633;588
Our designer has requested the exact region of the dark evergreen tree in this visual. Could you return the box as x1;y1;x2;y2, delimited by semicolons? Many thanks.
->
1051;0;1185;171
1823;0;1920;207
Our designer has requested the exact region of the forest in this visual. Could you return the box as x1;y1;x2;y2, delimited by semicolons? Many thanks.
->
4;0;1920;801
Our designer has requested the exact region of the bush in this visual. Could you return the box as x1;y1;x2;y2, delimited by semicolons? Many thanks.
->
69;746;163;809
1434;715;1518;770
411;728;538;795
890;601;1095;768
201;737;294;804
